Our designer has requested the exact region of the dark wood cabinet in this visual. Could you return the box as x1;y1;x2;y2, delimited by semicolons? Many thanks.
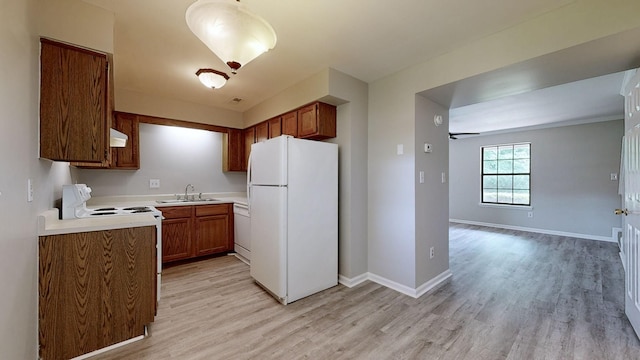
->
161;206;193;262
39;226;156;360
268;117;282;138
39;38;112;163
111;112;140;169
281;111;298;137
297;102;336;140
71;111;140;169
255;121;268;143
161;204;233;264
223;128;245;172
222;102;335;173
244;127;256;170
195;204;233;256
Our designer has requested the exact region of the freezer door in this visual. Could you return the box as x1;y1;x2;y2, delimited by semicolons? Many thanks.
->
250;135;288;186
249;185;287;301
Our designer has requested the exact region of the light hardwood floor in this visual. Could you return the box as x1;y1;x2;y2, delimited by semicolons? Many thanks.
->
92;223;640;359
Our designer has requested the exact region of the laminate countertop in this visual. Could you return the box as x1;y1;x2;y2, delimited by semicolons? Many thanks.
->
37;209;158;236
86;192;248;208
38;193;247;236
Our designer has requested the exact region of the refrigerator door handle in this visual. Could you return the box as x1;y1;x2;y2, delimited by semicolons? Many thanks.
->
247;150;252;214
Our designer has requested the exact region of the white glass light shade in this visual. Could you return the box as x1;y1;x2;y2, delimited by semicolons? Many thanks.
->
186;0;277;73
196;68;229;89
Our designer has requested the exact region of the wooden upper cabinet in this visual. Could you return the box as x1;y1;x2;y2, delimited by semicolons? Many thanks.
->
297;102;336;140
39;38;111;163
244;127;256;169
255;122;268;143
281;111;298;137
223;128;245;172
111;112;140;169
268;117;282;139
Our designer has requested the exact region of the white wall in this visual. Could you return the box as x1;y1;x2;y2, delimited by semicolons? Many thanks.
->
77;123;247;196
415;95;450;286
368;0;640;291
449;120;623;240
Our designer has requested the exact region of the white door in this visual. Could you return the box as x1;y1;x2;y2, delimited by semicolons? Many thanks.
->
620;69;640;338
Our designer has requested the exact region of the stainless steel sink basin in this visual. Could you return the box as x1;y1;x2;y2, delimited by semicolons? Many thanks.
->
156;199;185;203
156;198;219;204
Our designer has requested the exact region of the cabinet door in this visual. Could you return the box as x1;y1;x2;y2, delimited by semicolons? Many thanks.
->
268;117;282;138
195;214;230;256
223;128;245;172
195;204;232;255
281;111;298;137
161;206;193;263
39;39;110;163
297;102;337;140
255;122;268;142
112;112;140;169
38;227;155;360
244;127;255;169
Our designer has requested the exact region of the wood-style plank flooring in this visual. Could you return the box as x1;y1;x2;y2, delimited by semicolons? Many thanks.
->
92;223;640;359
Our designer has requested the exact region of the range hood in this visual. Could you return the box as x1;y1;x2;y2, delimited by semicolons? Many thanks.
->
110;128;128;148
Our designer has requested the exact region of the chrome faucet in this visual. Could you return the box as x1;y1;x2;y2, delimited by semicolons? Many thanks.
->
184;184;195;201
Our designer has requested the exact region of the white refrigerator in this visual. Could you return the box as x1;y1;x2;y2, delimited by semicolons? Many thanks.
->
248;135;338;304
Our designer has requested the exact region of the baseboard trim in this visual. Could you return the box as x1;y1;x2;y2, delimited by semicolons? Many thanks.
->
415;270;453;298
449;219;617;243
339;270;452;299
338;273;369;288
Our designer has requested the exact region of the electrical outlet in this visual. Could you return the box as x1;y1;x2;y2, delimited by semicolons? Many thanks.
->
149;179;160;189
528;212;533;218
430;247;434;259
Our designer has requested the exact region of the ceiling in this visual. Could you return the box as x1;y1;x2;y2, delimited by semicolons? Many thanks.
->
84;0;639;131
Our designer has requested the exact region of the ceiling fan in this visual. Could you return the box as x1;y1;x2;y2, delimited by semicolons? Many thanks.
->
449;132;480;140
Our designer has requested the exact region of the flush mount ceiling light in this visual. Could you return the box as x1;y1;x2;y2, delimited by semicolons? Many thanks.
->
196;68;230;89
186;0;277;74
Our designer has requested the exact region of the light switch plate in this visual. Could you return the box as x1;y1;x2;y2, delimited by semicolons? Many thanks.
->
425;143;433;153
397;144;404;155
419;171;425;183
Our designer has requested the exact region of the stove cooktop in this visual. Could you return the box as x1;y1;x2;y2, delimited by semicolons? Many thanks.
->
85;206;159;217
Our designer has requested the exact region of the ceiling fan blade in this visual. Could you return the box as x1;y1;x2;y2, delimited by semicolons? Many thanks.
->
449;132;480;139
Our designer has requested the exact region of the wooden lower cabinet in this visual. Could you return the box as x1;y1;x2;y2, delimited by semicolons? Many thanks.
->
161;206;193;262
38;226;156;360
161;204;233;263
195;205;233;256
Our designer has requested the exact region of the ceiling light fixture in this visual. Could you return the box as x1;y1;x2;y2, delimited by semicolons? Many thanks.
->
186;0;277;74
196;68;229;89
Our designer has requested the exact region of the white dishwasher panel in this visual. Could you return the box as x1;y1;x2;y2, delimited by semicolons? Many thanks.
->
234;203;250;263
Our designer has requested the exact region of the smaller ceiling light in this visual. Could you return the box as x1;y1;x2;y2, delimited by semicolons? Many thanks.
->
196;68;229;89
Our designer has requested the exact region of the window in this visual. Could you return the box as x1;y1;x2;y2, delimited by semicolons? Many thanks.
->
481;143;530;205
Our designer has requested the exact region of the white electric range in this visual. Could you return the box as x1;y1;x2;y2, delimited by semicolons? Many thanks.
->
62;184;164;300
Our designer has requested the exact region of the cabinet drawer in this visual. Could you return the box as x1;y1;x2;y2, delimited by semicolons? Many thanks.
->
160;206;193;219
195;204;229;217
